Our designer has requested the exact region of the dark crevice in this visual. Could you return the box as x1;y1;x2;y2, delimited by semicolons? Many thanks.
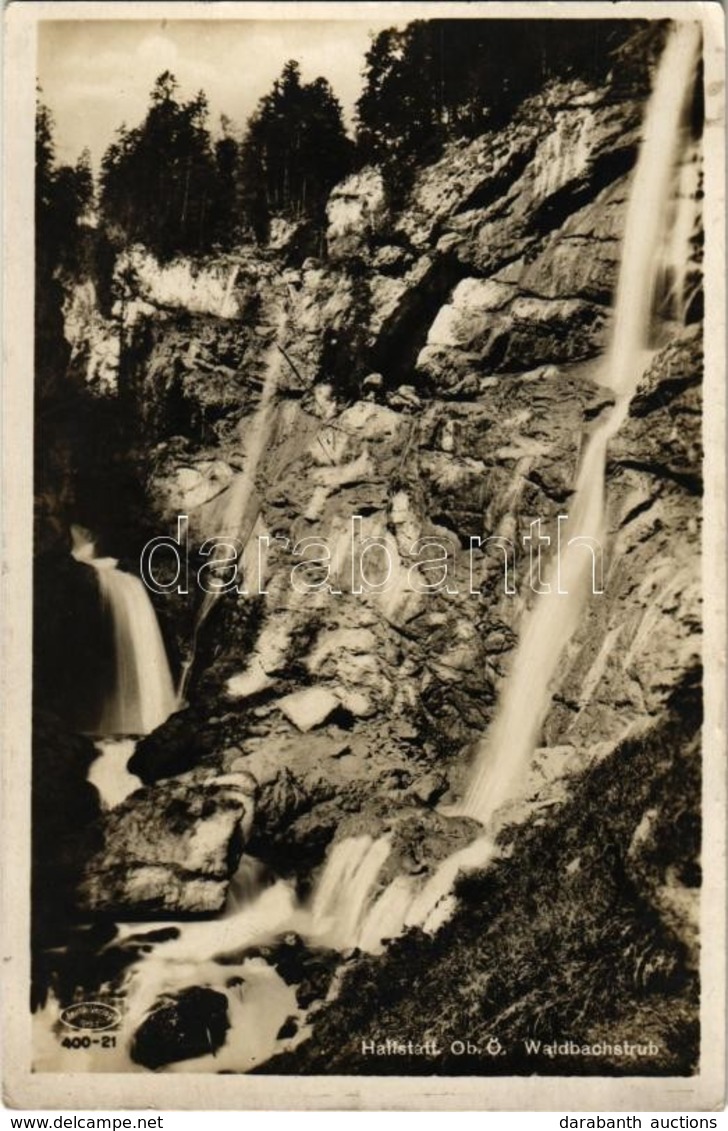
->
526;469;574;504
618;495;660;529
629;375;702;418
369;253;469;387
528;144;638;237
452;141;538;217
612;459;703;497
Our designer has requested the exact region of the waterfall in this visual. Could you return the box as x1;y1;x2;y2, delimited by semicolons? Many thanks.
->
308;836;392;951
463;22;702;826
306;835;498;954
219;264;240;318
606;24;702;397
71;527;176;736
176;310;286;702
659;140;702;324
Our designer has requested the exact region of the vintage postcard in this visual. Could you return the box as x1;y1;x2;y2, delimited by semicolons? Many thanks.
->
2;0;725;1112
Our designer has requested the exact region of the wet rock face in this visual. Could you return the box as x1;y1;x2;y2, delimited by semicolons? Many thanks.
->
77;771;256;915
199;344;616;806
117;247;253;320
102;56;701;864
542;329;702;752
401;97;641;388
414;85;641;268
131;986;230;1069
612;329;703;490
245;935;340;1010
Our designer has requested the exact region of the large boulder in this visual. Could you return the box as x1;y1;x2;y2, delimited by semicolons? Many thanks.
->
131;986;230;1068
77;770;257;916
518;175;630;304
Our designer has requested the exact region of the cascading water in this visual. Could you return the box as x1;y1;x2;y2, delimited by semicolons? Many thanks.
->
308;836;393;951
71;526;176;736
659;139;702;324
462;22;702;827
219;264;240;318
176;310;286;701
33;834;482;1073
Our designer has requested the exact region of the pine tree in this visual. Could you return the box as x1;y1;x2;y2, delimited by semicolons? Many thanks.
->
212;115;240;245
237;60;352;238
73;149;95;214
99;73;235;259
36;93;94;272
355;19;645;170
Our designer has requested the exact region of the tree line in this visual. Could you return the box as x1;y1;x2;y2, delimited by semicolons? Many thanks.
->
36;96;94;276
356;19;654;166
38;18;652;262
96;62;351;258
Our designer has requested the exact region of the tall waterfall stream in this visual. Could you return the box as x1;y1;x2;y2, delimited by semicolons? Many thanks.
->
37;24;702;1074
463;20;702;828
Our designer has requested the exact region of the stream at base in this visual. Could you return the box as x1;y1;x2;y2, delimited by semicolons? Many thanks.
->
35;814;496;1072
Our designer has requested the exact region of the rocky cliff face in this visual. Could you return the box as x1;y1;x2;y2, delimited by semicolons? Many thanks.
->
39;58;703;1074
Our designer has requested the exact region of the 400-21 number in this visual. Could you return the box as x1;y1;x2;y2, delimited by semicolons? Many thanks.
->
61;1035;117;1049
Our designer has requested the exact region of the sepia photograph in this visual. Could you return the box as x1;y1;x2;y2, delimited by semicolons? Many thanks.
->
2;0;725;1112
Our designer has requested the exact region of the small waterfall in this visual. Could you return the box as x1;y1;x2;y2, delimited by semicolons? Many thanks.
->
463;23;702;826
71;527;176;736
308;835;498;954
308;836;392;951
606;23;702;397
177;311;286;701
219;264;240;318
660;140;702;323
